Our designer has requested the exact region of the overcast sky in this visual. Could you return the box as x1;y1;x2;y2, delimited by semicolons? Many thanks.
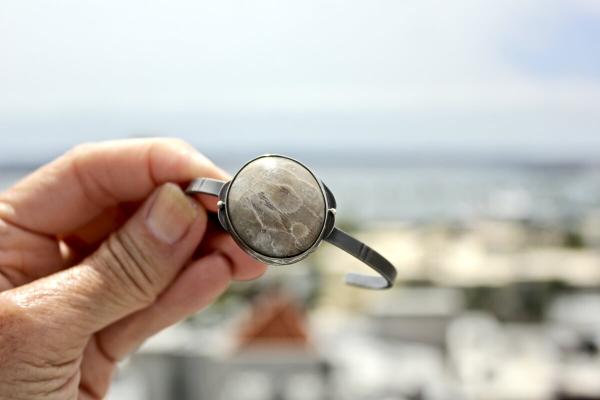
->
1;0;600;163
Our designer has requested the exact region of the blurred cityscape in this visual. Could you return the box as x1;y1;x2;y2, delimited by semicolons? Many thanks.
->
2;0;600;398
3;155;600;400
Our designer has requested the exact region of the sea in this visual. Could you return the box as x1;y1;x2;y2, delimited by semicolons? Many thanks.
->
3;155;600;225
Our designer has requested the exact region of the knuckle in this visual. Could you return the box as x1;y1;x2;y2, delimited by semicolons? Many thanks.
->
65;142;112;209
96;230;158;306
154;138;202;163
159;137;194;149
150;137;194;157
147;138;215;180
67;141;97;159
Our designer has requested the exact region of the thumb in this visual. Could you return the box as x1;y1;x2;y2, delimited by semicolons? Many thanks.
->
2;183;208;340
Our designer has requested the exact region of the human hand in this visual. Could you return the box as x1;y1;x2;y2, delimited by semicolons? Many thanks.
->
0;138;266;399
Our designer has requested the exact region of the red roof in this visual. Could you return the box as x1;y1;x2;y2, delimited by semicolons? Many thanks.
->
237;292;309;348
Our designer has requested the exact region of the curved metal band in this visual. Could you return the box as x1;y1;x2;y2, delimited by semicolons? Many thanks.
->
185;177;397;290
324;227;396;289
185;177;225;197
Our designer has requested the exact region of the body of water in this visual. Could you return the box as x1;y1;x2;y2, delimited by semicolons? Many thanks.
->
4;162;600;224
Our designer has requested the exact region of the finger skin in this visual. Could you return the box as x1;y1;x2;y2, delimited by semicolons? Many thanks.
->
0;140;270;400
199;232;268;281
79;253;233;397
0;184;208;340
79;336;115;400
63;203;267;282
0;218;64;290
0;138;228;236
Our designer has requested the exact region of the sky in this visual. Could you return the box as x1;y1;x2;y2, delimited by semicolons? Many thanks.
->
1;0;600;163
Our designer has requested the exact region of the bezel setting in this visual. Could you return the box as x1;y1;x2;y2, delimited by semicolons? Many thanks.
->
216;154;336;266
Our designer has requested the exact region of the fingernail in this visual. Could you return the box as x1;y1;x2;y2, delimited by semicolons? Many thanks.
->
146;183;198;244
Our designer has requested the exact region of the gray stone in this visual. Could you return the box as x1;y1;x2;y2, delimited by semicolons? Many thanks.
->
226;156;326;259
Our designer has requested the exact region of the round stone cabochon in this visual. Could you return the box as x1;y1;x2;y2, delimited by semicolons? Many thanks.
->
226;156;326;259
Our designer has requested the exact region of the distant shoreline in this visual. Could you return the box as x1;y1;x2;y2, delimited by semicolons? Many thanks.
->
1;149;599;172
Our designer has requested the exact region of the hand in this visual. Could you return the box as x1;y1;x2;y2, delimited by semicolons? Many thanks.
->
0;138;266;399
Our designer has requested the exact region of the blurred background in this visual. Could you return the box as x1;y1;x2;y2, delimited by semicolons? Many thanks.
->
2;1;600;399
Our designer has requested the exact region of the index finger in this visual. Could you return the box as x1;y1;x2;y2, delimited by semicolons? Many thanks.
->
0;138;228;235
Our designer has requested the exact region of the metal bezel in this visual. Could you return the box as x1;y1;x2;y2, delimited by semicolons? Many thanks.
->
216;154;336;266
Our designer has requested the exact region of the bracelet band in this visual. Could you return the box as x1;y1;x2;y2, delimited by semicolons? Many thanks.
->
186;177;396;290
